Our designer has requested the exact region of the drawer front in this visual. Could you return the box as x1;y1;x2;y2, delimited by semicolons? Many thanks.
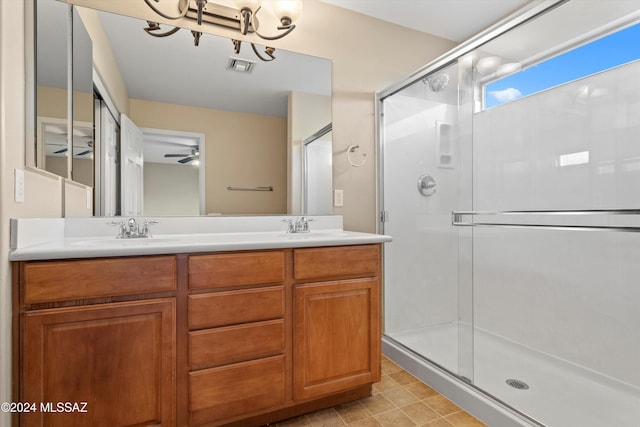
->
293;245;380;281
189;355;285;425
23;256;177;304
189;319;285;369
189;251;285;289
188;286;284;329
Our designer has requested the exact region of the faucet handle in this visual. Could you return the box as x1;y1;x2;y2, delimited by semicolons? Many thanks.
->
282;219;295;234
141;219;159;237
301;217;314;232
107;220;126;238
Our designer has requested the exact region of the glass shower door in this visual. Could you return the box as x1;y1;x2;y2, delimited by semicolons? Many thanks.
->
381;61;473;380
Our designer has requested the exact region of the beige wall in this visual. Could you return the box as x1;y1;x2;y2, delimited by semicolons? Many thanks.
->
0;2;456;423
130;99;287;215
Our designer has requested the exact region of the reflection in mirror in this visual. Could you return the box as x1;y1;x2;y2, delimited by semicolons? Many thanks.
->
85;9;331;216
72;6;94;187
38;118;92;179
36;0;69;178
303;124;333;215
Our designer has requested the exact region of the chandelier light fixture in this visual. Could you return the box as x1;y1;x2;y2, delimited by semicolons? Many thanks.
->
143;0;303;61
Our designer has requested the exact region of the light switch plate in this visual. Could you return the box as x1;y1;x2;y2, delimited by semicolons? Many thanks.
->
334;189;344;207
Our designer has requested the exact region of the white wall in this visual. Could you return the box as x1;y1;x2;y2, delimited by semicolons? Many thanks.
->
472;60;640;387
144;163;200;216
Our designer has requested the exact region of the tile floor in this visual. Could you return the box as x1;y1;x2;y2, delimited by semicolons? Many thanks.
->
270;356;487;427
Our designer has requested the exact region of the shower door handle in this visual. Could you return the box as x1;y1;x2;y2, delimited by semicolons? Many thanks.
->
417;174;437;197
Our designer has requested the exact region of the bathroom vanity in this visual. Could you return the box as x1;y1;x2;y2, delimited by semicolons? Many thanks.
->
10;216;390;426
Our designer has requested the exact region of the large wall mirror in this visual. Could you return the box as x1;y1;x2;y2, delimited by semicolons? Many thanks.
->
32;0;332;217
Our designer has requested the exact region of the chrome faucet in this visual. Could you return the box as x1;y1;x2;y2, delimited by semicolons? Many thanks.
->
295;216;312;233
110;218;157;239
282;217;314;233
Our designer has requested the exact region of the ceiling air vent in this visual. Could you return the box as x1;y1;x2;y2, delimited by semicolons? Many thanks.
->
227;57;256;74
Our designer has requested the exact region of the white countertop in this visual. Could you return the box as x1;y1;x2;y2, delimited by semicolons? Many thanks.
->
9;216;392;261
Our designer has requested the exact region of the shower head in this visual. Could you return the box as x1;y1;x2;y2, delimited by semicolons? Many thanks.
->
423;73;450;92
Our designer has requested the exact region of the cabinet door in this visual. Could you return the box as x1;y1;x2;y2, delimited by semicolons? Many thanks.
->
21;299;175;427
293;278;381;400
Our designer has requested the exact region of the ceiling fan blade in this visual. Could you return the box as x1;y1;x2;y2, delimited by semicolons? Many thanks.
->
76;149;92;156
178;156;194;164
164;153;189;157
54;148;68;154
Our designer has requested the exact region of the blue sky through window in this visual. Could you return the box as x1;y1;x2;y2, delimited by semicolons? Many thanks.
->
484;22;640;109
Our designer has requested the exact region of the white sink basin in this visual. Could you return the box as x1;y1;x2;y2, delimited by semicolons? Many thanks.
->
283;231;350;239
68;238;178;246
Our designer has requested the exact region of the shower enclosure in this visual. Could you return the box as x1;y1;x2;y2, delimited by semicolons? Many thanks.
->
378;1;640;426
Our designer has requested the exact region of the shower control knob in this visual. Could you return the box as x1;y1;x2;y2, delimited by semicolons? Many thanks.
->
417;174;437;197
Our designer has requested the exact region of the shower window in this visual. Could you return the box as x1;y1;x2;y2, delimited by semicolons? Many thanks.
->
482;20;640;109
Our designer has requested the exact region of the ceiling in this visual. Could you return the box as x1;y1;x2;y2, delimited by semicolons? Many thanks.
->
318;0;535;43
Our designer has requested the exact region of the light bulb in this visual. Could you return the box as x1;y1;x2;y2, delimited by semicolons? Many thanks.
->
234;0;262;12
273;0;303;25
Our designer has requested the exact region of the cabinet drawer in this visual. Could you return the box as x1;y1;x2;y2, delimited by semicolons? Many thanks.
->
188;286;284;329
293;245;380;281
189;319;285;369
23;256;176;304
189;251;285;289
189;355;285;425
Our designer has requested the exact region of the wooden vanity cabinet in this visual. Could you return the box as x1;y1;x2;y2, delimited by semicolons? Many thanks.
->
292;245;382;401
13;256;177;427
13;244;382;427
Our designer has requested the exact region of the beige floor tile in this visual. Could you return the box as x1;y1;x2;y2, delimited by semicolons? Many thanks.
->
375;408;417;427
372;374;402;394
444;412;487;427
346;418;383;427
389;370;419;385
399;401;442;425
359;394;396;416
334;401;370;424
423;418;455;427
405;381;440;400
381;357;403;375
307;408;345;427
424;395;462;417
383;387;420;407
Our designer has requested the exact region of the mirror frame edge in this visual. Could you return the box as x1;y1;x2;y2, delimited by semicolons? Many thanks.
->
25;0;36;169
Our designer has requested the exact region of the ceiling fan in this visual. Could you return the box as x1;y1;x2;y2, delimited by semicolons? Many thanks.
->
164;146;200;164
52;140;93;156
